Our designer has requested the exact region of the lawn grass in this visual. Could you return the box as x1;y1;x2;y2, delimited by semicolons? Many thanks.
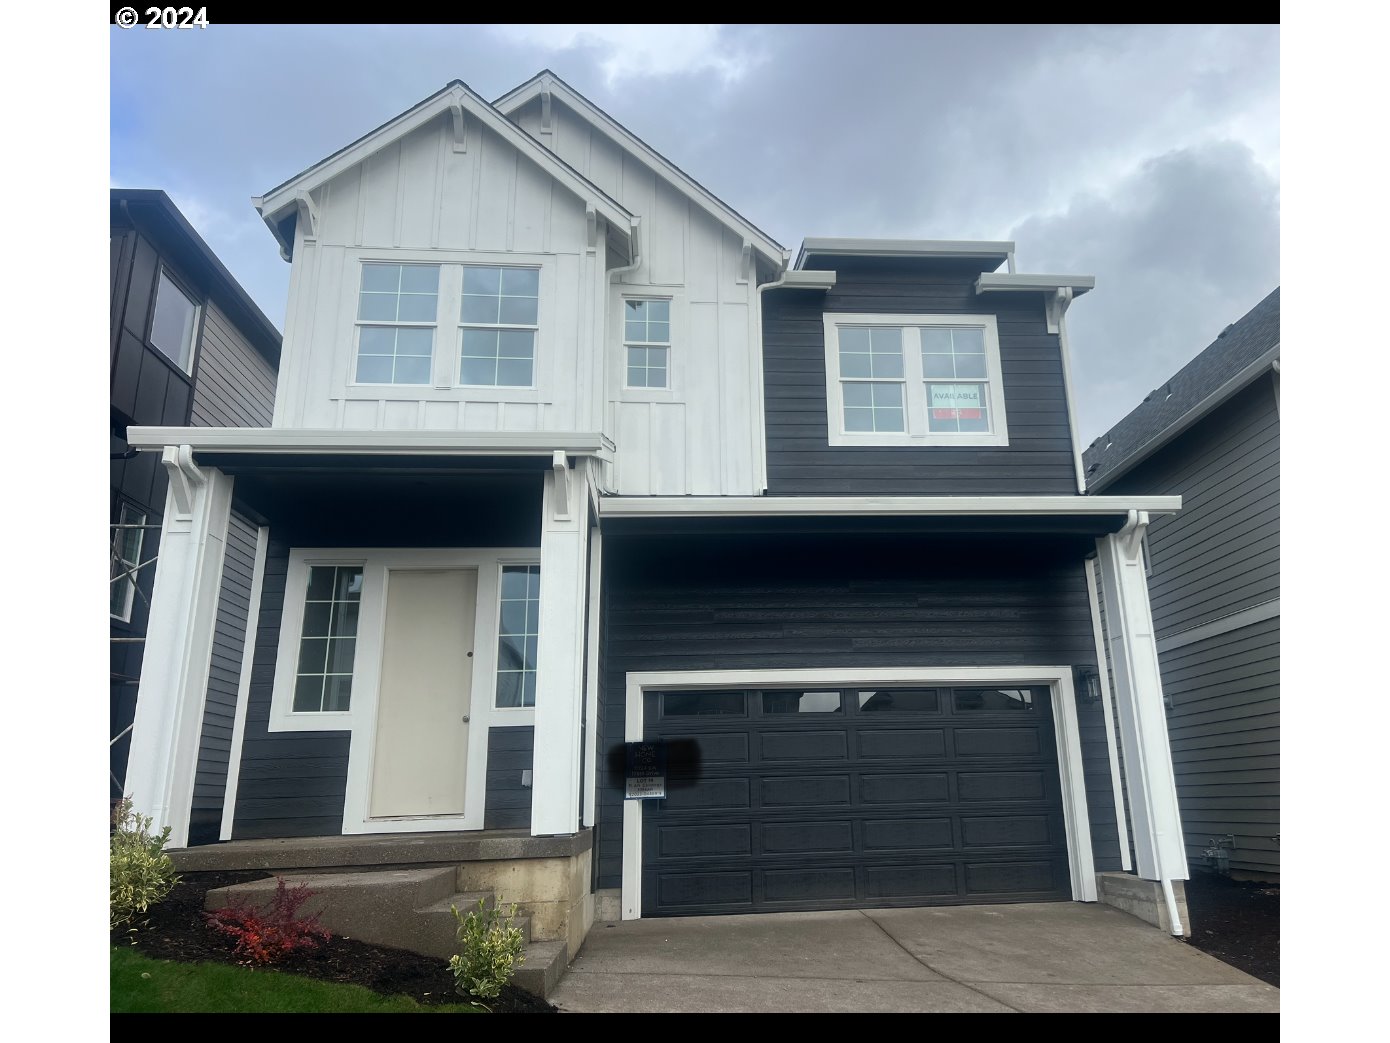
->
111;947;481;1014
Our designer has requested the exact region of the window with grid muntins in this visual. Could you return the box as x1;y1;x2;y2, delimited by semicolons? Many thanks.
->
496;564;540;708
293;565;363;712
838;326;905;432
921;326;991;433
461;266;539;387
624;298;671;389
355;264;439;385
110;503;147;621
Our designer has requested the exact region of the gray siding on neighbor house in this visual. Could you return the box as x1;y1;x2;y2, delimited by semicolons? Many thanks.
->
190;300;277;428
1097;375;1279;877
594;532;1123;893
1161;615;1279;876
485;727;534;830
762;260;1079;496
188;511;260;845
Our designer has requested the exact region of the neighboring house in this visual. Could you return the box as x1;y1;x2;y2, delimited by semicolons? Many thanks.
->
1084;289;1279;880
110;189;281;845
122;73;1190;968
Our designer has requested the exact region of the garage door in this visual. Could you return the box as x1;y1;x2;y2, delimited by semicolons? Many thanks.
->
641;685;1072;916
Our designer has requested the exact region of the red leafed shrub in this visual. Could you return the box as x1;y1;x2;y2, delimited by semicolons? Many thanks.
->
204;877;331;965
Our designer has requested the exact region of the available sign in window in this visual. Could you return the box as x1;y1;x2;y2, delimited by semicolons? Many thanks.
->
927;382;990;433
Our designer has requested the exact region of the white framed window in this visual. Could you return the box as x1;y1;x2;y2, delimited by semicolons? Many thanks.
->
291;564;363;713
110;503;148;621
354;263;440;385
823;312;1009;447
149;268;200;374
495;563;540;708
460;266;540;387
623;298;671;389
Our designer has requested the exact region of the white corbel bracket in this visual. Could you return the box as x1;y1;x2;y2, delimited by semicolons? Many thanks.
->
585;206;598;251
294;191;319;241
1045;286;1074;335
539;89;553;134
1116;509;1150;562
448;101;468;153
551;451;572;522
160;444;207;524
739;240;754;284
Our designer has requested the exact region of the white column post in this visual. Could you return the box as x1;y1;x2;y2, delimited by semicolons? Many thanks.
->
532;454;591;836
124;447;233;848
1095;511;1188;883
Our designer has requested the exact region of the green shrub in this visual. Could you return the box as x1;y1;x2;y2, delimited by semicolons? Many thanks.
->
448;898;525;1001
110;799;179;929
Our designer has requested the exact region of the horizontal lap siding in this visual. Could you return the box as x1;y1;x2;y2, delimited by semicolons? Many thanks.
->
231;533;350;838
188;512;260;844
189;300;277;429
1101;377;1279;876
595;532;1120;891
763;261;1078;495
485;727;534;829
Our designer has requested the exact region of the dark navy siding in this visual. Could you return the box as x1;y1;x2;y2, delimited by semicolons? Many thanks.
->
763;259;1078;496
485;727;534;829
595;531;1122;891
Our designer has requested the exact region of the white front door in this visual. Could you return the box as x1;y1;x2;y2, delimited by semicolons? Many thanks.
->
369;568;477;818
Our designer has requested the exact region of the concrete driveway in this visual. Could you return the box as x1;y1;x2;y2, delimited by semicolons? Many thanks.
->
550;903;1278;1013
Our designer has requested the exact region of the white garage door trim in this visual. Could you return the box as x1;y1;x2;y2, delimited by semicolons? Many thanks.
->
622;666;1098;920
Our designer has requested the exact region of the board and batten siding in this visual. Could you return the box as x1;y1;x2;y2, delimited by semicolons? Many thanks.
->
762;261;1078;496
190;300;277;428
510;95;765;495
594;532;1124;892
1099;376;1279;877
188;512;261;845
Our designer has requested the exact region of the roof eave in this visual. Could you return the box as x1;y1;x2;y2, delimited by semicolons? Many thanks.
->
975;272;1096;296
795;237;1016;269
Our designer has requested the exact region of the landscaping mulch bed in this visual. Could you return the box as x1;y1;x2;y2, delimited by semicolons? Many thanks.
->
1181;871;1279;987
111;871;555;1013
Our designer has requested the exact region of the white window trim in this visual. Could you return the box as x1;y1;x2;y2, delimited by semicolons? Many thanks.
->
150;265;202;376
493;559;543;713
458;264;543;392
822;312;1009;448
350;261;441;389
340;249;554;401
621;295;673;392
620;666;1097;921
613;288;684;401
269;547;538;835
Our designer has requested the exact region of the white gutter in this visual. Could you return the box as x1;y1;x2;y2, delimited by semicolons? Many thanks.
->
600;494;1181;518
125;427;615;459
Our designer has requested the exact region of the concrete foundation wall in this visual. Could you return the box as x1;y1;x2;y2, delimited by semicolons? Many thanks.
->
457;847;593;958
1096;872;1191;936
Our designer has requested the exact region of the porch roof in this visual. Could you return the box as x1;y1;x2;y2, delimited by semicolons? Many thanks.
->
124;426;614;461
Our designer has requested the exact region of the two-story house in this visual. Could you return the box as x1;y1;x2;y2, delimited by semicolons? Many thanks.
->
122;73;1191;987
110;189;281;845
1085;290;1279;881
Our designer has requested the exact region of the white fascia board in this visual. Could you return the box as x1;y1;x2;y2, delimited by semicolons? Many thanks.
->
125;426;615;459
599;494;1181;518
494;74;784;266
777;270;838;290
1088;345;1280;493
795;237;1015;269
255;82;634;241
975;272;1096;296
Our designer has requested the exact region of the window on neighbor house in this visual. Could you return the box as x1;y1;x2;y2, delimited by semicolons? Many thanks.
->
460;266;540;387
823;314;1009;447
496;564;540;708
293;565;363;712
110;503;148;621
354;263;440;385
149;269;200;373
624;298;671;389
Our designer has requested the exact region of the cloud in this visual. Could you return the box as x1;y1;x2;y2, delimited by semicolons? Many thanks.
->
1012;141;1281;441
491;24;763;85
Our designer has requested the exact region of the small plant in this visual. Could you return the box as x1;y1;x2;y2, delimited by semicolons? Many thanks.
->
204;877;331;965
448;898;525;1001
110;799;179;930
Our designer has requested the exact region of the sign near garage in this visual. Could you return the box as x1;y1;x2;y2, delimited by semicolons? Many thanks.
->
625;741;667;799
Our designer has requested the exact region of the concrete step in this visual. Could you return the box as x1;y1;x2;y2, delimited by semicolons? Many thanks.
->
205;867;458;954
512;940;568;1000
413;892;535;960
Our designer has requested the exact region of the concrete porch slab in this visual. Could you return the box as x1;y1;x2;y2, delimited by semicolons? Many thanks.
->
550;903;1278;1014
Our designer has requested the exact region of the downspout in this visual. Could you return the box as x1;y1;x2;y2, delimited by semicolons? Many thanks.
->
1052;288;1088;493
1161;878;1184;937
601;217;641;491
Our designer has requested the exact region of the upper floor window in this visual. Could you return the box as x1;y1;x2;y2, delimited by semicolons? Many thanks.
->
624;298;671;389
461;266;539;387
354;263;439;385
150;269;200;374
822;313;1009;447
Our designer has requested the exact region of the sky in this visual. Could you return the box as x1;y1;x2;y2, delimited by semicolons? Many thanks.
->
110;23;1279;442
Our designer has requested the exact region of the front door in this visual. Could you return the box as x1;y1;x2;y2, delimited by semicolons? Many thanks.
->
369;568;477;818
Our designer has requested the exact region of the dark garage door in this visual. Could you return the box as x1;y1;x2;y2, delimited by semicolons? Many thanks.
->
641;685;1072;916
